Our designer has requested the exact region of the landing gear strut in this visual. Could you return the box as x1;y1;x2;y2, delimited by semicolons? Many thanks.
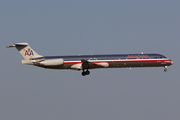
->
82;69;90;76
164;66;167;72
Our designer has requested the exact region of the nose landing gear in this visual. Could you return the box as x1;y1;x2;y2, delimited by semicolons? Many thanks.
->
164;66;167;72
82;69;90;76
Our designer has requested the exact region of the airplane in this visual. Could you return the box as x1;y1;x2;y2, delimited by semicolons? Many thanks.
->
7;43;173;76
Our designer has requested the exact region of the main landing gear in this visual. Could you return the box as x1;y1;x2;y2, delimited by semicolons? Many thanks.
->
164;66;167;72
82;69;90;76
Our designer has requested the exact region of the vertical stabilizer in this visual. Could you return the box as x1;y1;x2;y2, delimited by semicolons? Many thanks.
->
7;43;43;60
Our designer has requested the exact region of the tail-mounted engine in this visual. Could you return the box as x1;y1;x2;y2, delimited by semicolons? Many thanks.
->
26;58;64;67
39;58;64;67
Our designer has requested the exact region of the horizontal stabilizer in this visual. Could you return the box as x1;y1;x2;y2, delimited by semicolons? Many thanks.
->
7;43;29;48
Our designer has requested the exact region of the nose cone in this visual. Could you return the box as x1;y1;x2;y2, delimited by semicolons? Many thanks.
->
171;60;174;65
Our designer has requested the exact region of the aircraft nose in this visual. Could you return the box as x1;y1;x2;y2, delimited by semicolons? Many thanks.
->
171;60;173;65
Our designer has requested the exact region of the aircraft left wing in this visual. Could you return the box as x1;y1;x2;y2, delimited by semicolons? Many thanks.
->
81;59;109;69
81;59;99;69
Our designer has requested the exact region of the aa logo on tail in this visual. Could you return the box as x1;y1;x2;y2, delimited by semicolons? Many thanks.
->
25;48;34;56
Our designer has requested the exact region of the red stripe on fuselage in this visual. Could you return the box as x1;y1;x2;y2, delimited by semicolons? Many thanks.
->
63;59;172;64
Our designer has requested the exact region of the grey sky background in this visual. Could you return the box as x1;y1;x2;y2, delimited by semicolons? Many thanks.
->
1;0;180;120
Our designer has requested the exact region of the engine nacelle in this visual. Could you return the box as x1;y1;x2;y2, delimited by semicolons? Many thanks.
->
39;59;64;67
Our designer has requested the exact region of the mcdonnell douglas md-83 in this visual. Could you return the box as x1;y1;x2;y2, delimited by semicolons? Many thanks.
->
7;43;173;76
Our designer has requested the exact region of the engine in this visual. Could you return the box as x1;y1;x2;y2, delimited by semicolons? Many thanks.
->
39;58;64;67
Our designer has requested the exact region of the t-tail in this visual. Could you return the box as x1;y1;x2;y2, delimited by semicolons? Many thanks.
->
7;43;43;60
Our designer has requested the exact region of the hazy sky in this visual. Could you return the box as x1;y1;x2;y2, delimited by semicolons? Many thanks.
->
1;0;180;120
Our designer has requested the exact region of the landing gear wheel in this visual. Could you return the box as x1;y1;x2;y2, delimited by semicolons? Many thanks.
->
164;66;167;72
86;70;90;75
82;72;86;76
81;69;90;76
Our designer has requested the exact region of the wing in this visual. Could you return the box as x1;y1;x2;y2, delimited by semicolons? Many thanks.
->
81;59;109;69
81;59;99;69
